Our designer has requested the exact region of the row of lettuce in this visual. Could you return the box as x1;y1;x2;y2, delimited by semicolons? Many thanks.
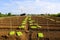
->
28;16;44;38
9;16;44;38
9;16;28;36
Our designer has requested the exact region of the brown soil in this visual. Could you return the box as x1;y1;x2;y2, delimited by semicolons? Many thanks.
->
0;16;60;40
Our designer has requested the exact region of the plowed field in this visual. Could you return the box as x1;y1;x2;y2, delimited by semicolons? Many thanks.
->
0;16;60;40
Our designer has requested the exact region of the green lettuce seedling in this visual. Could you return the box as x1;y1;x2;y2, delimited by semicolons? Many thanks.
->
22;21;26;23
29;20;35;23
9;31;15;36
30;25;37;28
22;22;26;25
19;26;25;28
29;21;33;23
30;23;33;25
38;33;44;38
28;18;31;20
16;31;23;36
38;26;42;28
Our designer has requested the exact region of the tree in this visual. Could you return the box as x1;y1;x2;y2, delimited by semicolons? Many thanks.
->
50;14;56;17
40;14;44;16
7;12;11;16
20;13;26;16
57;13;60;17
0;12;2;17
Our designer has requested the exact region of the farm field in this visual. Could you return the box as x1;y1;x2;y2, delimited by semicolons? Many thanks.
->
0;16;60;40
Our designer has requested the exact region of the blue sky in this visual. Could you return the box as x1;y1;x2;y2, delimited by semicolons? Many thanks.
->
0;0;60;14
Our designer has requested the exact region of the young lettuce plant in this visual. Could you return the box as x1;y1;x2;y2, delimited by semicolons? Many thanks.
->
16;31;23;36
9;31;15;36
38;32;44;38
30;25;37;29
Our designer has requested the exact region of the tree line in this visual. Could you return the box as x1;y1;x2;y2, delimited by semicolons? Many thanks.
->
37;13;60;17
0;12;17;17
0;12;60;17
47;13;60;17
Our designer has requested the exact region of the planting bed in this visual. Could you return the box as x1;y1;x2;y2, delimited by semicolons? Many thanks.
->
30;16;60;40
0;30;28;40
0;16;26;28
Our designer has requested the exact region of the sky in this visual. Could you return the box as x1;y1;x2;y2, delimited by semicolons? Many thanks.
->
0;0;60;14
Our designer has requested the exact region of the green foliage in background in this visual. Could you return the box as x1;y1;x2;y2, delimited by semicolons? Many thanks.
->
0;12;16;17
0;12;60;17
